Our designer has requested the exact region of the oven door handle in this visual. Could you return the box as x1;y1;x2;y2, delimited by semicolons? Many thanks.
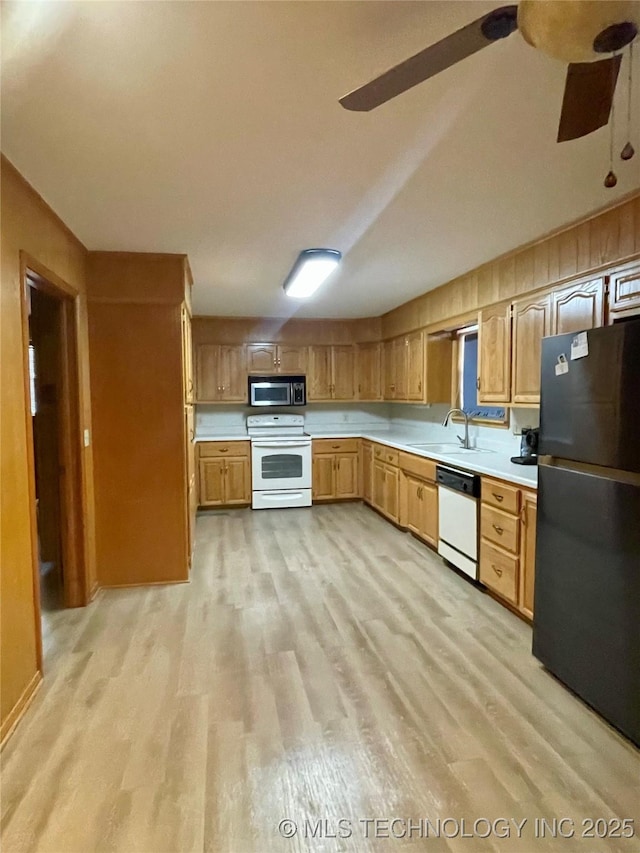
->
252;440;311;448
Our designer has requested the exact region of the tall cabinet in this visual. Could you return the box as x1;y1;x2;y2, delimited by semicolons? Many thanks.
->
87;252;194;587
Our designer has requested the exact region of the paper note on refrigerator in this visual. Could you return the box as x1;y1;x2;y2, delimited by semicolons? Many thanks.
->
570;332;589;360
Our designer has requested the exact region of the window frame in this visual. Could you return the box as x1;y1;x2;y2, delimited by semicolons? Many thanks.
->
453;324;509;427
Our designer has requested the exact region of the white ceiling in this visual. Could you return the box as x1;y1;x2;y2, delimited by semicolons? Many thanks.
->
2;1;639;318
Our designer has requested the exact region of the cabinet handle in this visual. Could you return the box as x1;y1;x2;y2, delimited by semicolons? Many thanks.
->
493;492;504;502
477;378;481;390
332;445;340;449
418;381;422;392
492;524;504;535
491;564;503;577
219;448;228;452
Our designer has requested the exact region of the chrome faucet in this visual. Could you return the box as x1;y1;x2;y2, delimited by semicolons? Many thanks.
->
442;408;471;449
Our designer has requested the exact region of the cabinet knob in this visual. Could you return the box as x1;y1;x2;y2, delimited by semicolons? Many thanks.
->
491;564;503;577
492;524;504;535
220;448;228;452
493;492;504;502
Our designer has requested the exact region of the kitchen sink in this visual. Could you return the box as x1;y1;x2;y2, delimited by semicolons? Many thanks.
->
408;442;494;455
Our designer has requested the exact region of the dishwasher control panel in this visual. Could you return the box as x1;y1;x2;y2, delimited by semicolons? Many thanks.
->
436;465;480;497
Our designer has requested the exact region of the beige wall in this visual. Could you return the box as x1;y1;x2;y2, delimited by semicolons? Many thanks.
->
0;157;96;739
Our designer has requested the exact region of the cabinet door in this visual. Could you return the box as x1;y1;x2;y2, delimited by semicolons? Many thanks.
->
608;260;640;319
357;343;382;401
199;458;225;505
362;443;373;503
383;340;396;399
195;344;221;402
404;475;423;534
552;277;605;335
308;346;332;401
182;307;194;403
511;293;551;404
478;302;512;402
372;461;386;510
219;345;246;402
335;454;358;499
393;338;408;400
247;343;277;374
225;457;251;504
312;454;335;500
421;481;438;547
384;465;400;522
406;331;425;401
277;345;307;374
332;346;355;400
519;491;537;620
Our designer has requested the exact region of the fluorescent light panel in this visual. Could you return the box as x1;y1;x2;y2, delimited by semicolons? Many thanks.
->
283;248;342;298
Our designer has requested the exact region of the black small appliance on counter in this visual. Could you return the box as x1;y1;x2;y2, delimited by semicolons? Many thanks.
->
511;427;539;465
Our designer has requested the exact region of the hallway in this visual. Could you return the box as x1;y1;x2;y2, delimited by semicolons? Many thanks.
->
2;504;639;852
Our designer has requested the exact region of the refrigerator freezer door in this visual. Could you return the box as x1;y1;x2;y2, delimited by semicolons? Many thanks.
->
533;462;640;746
539;321;640;473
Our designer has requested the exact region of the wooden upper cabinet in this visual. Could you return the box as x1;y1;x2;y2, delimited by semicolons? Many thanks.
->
332;345;355;400
406;331;425;401
247;343;277;373
308;345;333;400
608;260;640;320
308;345;354;401
393;338;408;400
511;292;551;404
195;344;246;402
246;343;307;374
195;344;219;402
356;342;383;401
478;301;512;403
383;340;396;399
278;345;307;374
552;276;605;335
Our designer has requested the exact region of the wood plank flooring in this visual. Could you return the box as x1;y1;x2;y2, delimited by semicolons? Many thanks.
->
2;503;639;852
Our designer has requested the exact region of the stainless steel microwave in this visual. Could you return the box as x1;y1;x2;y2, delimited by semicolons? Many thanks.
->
248;375;306;407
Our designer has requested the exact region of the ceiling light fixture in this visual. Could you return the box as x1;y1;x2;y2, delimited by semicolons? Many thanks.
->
283;248;342;298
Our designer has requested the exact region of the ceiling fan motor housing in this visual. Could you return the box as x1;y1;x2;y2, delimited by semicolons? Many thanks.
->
518;0;640;62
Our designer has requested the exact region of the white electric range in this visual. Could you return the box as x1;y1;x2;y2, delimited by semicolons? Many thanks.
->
247;414;312;509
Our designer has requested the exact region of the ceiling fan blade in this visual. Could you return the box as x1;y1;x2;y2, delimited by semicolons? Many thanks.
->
557;55;622;143
339;5;518;112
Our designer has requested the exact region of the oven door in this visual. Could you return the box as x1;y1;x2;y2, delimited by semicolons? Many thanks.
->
251;440;311;491
249;381;292;407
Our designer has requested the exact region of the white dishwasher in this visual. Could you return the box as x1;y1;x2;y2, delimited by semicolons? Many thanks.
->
437;465;481;580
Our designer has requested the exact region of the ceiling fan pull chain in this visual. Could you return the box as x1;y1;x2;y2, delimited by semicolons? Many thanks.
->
604;57;618;188
620;42;635;161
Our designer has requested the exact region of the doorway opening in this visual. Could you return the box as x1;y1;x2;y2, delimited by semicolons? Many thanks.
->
23;263;89;670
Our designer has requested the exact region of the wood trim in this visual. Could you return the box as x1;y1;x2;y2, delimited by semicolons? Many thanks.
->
99;579;190;590
21;257;91;619
0;671;42;749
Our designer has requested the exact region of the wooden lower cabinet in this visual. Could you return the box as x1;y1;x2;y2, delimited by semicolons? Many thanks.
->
312;439;360;501
372;458;399;522
479;476;537;619
402;474;438;547
197;442;251;507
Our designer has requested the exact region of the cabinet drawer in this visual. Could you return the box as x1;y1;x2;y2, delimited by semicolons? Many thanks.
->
398;451;436;482
313;438;360;455
480;541;519;604
373;444;399;466
482;477;520;513
198;441;250;458
481;504;520;554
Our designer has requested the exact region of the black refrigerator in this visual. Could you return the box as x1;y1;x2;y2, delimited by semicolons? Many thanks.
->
533;320;640;747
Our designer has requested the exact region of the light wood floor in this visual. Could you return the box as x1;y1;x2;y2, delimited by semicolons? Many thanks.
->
2;503;639;853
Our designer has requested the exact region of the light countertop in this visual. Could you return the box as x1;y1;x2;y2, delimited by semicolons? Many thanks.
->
195;427;538;488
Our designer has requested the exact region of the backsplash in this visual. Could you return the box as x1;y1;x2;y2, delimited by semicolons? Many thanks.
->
196;404;392;435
